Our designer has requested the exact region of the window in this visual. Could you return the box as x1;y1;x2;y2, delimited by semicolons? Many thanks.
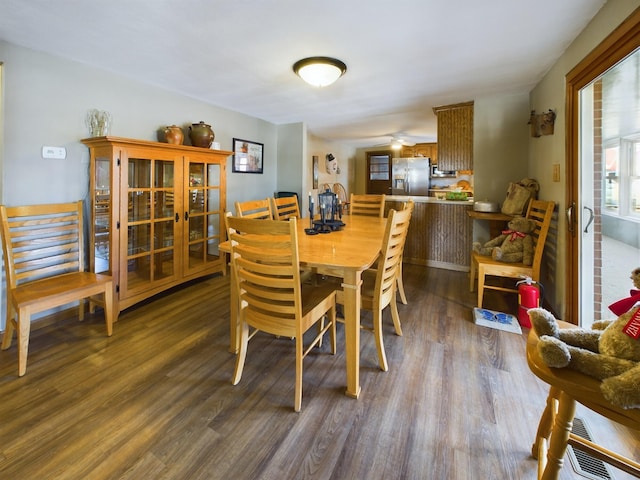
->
603;136;640;218
368;154;390;180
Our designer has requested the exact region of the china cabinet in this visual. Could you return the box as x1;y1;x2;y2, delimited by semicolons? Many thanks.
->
82;136;230;314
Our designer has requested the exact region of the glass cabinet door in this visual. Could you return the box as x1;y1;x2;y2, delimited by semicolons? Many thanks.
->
184;159;222;274
92;155;112;274
124;156;178;294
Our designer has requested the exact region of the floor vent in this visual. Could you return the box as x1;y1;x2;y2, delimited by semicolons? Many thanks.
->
567;417;614;480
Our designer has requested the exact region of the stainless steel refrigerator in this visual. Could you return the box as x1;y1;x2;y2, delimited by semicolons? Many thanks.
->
391;157;430;196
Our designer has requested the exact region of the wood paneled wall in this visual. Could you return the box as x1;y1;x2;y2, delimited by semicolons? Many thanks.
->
387;201;472;271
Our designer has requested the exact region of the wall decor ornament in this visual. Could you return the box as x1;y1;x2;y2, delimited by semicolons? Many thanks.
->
529;109;556;137
325;153;338;174
232;138;264;174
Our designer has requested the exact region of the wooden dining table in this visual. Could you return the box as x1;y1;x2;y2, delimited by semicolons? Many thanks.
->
220;214;388;399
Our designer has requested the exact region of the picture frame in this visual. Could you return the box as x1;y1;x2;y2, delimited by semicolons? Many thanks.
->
312;155;319;189
232;138;264;174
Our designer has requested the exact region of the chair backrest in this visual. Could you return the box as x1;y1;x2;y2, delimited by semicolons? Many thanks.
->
270;195;301;220
375;207;413;306
332;183;348;204
0;201;85;290
350;194;386;217
524;199;555;278
234;199;274;220
226;216;302;331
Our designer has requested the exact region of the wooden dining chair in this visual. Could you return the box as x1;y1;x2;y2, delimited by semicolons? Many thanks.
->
334;207;412;372
332;183;350;214
0;201;114;376
469;199;555;308
270;194;301;220
226;215;337;412
396;200;414;305
349;194;385;218
526;318;640;479
234;198;274;220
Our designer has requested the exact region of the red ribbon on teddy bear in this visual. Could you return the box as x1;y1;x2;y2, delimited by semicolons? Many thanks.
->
501;229;526;242
609;289;640;316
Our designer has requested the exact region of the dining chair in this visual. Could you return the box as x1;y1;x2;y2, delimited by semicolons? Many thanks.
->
396;200;415;305
226;215;337;412
0;201;114;376
469;199;555;308
270;194;301;220
234;198;274;220
335;207;412;372
526;318;640;479
349;194;385;218
332;183;350;214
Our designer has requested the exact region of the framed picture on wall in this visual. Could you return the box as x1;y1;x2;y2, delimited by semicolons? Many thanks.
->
312;155;319;189
232;138;264;174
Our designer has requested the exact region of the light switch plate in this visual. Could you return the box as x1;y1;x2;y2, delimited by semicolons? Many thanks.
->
42;146;66;159
552;164;560;182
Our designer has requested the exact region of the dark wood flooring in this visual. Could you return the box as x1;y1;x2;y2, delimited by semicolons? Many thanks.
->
0;265;638;479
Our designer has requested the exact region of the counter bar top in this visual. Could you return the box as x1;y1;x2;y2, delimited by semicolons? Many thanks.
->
385;195;473;206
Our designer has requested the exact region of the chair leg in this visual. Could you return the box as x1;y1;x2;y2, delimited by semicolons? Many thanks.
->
390;290;403;337
397;261;408;305
104;287;114;336
477;265;486;308
330;304;337;354
1;304;15;350
541;391;576;480
17;307;31;377
232;321;249;386
373;308;389;372
295;331;304;412
532;386;560;460
469;256;477;292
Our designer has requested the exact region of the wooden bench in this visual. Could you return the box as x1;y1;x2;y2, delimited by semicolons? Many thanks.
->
0;201;114;376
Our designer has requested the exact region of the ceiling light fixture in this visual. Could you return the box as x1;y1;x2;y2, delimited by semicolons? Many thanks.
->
391;139;403;150
293;56;347;87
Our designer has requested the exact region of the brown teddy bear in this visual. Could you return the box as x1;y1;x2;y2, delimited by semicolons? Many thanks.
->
529;268;640;409
472;216;536;265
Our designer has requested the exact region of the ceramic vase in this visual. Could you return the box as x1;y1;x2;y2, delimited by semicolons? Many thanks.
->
164;125;184;145
189;121;215;148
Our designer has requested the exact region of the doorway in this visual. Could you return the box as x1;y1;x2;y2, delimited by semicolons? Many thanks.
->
566;10;640;325
366;151;391;194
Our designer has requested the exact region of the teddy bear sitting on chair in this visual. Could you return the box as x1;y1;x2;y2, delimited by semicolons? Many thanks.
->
472;216;536;265
529;268;640;409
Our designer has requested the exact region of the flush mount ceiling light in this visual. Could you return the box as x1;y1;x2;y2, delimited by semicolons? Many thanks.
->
391;138;403;150
293;56;347;87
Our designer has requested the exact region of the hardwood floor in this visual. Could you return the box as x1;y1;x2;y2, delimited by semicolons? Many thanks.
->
0;266;638;479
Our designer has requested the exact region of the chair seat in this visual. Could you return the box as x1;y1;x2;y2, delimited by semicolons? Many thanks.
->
12;272;112;307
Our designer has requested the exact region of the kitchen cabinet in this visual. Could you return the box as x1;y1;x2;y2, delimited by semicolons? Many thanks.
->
401;143;437;163
433;101;474;171
82;136;231;314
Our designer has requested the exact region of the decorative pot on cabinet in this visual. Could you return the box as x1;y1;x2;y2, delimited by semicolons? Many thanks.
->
164;125;184;145
189;121;215;148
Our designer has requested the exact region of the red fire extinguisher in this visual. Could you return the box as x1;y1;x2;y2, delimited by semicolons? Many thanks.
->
516;277;542;328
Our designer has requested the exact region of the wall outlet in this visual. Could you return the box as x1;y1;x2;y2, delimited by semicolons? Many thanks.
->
42;146;66;159
552;164;560;182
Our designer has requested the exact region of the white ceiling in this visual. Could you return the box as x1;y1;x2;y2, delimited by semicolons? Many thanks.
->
0;0;607;148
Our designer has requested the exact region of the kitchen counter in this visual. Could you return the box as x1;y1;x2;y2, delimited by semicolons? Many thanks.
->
386;195;474;206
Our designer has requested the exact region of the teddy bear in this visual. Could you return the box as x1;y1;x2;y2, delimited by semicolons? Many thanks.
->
472;216;536;265
528;268;640;409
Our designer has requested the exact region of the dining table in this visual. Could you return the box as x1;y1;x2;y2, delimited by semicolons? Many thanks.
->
220;214;388;399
